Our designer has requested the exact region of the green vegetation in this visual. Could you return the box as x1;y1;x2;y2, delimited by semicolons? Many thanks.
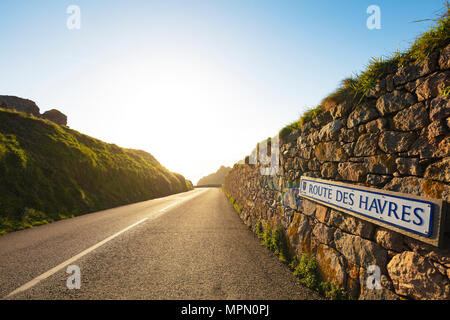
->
279;105;324;138
0;108;193;234
255;219;264;236
280;5;450;139
228;195;243;215
401;3;450;65
256;221;291;263
289;254;320;290
320;78;359;108
348;56;399;102
289;254;349;300
344;4;449;103
222;189;351;299
256;219;349;300
223;188;243;215
441;86;450;96
222;187;230;198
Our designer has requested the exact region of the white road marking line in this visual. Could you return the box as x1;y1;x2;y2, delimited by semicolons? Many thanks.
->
5;217;149;299
4;188;210;298
160;202;180;212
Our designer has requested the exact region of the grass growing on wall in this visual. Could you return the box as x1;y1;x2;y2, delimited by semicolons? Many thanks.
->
279;4;450;139
279;106;324;138
0;108;193;234
400;3;450;65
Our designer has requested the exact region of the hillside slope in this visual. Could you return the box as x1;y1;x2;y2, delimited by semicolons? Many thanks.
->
0;108;193;234
197;166;231;186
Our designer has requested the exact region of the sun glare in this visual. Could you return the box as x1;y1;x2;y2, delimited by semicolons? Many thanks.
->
79;50;241;183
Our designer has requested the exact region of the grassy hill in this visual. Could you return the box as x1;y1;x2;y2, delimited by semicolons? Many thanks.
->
197;166;231;186
0;108;193;234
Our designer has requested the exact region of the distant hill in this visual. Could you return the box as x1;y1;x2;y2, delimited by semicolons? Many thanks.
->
0;107;193;234
197;166;232;186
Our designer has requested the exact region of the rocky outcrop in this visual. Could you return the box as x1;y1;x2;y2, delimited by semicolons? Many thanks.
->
42;109;68;126
224;44;450;300
0;95;68;126
0;95;40;116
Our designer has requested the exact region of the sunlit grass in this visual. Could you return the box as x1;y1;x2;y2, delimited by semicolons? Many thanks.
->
279;105;323;138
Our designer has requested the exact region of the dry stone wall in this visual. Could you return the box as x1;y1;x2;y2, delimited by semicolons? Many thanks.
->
224;44;450;300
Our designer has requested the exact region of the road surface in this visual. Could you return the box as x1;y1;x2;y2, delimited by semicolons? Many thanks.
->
0;188;321;299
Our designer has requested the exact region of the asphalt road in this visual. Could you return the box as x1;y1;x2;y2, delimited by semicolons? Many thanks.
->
0;188;321;300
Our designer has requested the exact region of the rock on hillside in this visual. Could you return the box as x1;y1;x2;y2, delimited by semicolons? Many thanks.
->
0;95;40;116
42;109;68;126
197;166;232;186
0;95;68;126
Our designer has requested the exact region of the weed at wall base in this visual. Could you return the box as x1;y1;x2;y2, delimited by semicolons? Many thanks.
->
289;253;350;300
222;189;351;300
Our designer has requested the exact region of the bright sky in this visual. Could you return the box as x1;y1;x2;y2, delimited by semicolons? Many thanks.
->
0;0;445;184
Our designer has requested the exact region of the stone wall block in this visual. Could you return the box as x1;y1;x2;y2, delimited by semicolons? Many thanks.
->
387;251;450;300
395;158;422;176
393;102;429;131
314;141;349;162
378;131;416;153
429;96;450;122
424;157;450;183
393;53;439;85
334;230;387;269
347;104;379;129
376;91;416;116
366;118;388;133
375;228;406;252
315;244;346;288
415;71;449;101
328;210;375;239
364;154;397;175
320;162;338;179
439;44;450;70
337;162;368;182
312;222;335;244
354;133;380;157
